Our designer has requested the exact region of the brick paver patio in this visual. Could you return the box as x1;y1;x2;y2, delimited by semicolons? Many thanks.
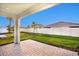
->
0;40;78;56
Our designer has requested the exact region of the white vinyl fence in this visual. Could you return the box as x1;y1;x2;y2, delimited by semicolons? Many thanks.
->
20;28;79;37
0;28;8;33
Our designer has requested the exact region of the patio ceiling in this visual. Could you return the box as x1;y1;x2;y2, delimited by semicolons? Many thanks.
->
0;3;57;18
0;3;58;44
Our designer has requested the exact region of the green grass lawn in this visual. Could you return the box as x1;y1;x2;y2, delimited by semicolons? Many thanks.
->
0;33;14;45
0;32;79;52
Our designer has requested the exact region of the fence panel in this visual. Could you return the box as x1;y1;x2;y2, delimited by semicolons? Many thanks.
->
21;28;79;37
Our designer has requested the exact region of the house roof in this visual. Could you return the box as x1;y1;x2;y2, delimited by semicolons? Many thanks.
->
34;24;44;27
30;23;44;28
46;21;79;28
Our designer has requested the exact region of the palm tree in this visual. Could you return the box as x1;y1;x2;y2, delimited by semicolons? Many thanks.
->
31;21;37;33
6;17;12;33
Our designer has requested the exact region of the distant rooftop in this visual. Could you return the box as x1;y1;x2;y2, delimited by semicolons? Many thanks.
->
46;21;79;28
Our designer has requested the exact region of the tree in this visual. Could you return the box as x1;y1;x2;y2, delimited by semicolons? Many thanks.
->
0;25;1;28
7;17;12;33
31;21;37;33
27;25;30;28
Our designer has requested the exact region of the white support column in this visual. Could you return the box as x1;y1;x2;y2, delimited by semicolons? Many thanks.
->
14;18;20;44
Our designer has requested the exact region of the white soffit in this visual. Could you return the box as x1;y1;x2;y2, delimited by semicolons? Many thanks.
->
0;3;58;18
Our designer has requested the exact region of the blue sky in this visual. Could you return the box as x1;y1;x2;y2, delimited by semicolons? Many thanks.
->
0;3;79;27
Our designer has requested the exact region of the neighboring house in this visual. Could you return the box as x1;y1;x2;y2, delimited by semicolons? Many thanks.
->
32;24;44;28
45;21;79;28
29;24;44;28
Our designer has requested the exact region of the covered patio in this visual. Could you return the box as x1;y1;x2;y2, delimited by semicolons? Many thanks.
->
0;3;78;56
0;3;57;44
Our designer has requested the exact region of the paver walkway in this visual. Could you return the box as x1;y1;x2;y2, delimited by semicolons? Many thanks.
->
0;40;78;56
